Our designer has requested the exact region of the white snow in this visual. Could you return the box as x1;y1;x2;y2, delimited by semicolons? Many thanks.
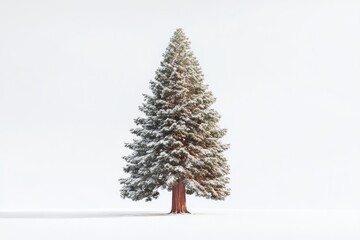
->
1;209;359;240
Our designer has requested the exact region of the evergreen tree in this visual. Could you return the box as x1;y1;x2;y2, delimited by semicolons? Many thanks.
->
120;28;230;213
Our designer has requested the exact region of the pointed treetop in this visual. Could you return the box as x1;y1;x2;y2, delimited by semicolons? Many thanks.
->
174;28;185;35
170;28;189;44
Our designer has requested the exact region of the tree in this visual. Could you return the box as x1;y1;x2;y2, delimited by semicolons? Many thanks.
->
119;28;230;214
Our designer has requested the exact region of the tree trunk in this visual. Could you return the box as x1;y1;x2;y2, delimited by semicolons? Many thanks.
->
170;181;190;214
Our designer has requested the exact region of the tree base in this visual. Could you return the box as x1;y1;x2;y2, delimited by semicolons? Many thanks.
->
170;181;190;214
169;210;191;214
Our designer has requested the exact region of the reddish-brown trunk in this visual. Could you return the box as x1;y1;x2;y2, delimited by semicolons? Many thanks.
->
170;181;190;214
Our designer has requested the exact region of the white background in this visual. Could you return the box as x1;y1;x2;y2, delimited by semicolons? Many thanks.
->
1;0;360;212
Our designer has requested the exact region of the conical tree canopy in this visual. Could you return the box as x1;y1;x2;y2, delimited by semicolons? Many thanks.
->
120;28;230;202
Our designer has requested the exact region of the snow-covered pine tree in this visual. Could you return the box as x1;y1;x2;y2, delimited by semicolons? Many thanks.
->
120;28;230;214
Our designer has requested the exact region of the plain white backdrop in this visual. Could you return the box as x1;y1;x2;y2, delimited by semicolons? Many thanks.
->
0;0;360;211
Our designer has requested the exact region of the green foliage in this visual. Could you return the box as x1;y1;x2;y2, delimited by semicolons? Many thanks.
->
120;29;230;201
